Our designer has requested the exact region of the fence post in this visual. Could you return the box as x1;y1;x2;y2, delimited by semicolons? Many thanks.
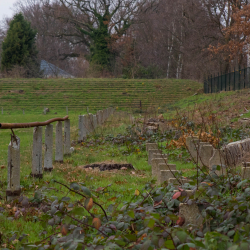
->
66;107;68;115
218;72;220;92
1;107;3;115
244;67;246;89
224;72;227;91
234;67;236;91
211;74;213;93
88;114;94;133
55;121;63;163
78;115;84;141
93;115;97;130
96;111;100;126
221;71;223;91
31;126;43;178
209;75;212;93
64;119;71;155
100;110;104;124
6;136;21;201
44;124;53;171
204;78;207;94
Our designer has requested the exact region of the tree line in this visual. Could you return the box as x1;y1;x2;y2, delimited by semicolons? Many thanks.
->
1;0;250;79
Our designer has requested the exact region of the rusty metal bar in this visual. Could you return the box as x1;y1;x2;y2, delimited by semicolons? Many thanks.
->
0;116;69;129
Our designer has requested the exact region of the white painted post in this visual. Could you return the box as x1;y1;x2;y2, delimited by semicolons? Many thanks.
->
1;107;3;114
64;119;71;155
55;121;63;162
31;126;43;178
23;109;25;115
44;124;53;172
6;136;21;201
66;106;68;115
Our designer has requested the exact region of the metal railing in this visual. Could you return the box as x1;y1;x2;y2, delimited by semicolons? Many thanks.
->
204;67;250;93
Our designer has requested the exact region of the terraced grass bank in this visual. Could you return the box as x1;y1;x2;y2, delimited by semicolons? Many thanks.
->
0;78;201;114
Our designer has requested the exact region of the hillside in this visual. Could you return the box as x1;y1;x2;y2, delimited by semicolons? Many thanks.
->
0;78;201;114
165;89;250;128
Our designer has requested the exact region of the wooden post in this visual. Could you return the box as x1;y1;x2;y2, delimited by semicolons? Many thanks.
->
6;136;21;201
31;127;43;178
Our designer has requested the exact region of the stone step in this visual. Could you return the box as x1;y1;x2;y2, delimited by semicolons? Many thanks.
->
146;143;158;152
151;159;169;177
159;170;179;184
157;164;176;182
148;149;163;165
168;178;190;187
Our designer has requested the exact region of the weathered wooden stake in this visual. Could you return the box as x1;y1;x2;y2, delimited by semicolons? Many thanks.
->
31;126;43;178
55;121;63;162
78;115;84;141
44;124;53;172
6;136;21;201
64;119;71;155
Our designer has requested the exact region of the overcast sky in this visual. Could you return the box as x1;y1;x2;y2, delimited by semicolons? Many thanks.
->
0;0;16;21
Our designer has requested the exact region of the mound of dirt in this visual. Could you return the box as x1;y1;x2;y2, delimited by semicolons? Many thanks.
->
83;163;135;171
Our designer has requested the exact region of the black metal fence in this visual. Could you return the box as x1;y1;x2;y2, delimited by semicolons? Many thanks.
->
204;67;250;93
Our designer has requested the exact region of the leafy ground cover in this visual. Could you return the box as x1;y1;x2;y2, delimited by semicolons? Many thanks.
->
1;89;250;249
0;111;195;249
0;78;201;114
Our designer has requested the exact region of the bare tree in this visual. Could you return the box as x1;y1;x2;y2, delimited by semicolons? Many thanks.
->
40;0;157;68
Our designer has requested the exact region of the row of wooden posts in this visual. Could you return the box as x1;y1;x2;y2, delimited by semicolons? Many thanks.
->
6;107;114;201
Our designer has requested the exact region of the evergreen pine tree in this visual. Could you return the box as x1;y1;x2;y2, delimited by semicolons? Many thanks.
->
1;13;41;77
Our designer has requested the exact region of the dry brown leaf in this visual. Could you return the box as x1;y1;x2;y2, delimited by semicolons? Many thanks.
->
93;217;101;230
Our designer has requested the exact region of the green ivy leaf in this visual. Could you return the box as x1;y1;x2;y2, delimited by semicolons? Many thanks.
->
227;230;235;237
81;186;91;197
71;207;85;216
127;210;135;219
141;239;151;250
61;197;71;202
70;183;80;191
176;231;187;243
147;219;155;229
125;234;136;242
164;239;175;249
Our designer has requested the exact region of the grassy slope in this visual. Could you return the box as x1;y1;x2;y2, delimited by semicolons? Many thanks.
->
0;78;201;114
164;89;250;126
0;78;202;246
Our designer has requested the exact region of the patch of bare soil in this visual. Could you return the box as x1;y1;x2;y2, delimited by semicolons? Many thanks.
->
82;160;135;171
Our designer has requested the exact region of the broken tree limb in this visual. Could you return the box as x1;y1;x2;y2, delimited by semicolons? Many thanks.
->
0;116;69;129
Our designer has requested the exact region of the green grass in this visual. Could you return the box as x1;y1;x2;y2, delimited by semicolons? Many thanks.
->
0;77;202;247
0;78;201;114
0;111;197;247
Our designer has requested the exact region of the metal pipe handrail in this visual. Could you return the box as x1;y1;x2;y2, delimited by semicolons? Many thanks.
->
0;116;69;129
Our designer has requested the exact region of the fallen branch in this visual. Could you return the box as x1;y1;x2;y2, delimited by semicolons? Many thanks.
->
0;116;69;129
